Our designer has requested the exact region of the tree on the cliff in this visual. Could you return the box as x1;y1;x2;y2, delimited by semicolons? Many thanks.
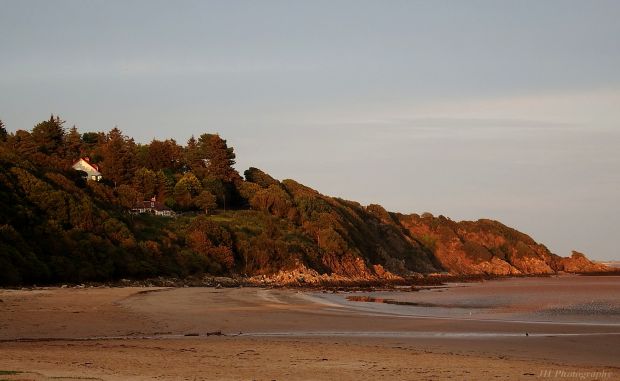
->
11;130;38;157
236;181;262;206
31;115;65;155
249;184;293;218
244;167;279;188
133;168;158;197
173;172;202;209
63;126;83;162
100;128;136;186
81;132;101;146
201;176;228;209
155;169;173;201
197;134;241;183
187;216;235;273
115;184;141;209
194;191;217;214
184;136;204;175
146;139;182;171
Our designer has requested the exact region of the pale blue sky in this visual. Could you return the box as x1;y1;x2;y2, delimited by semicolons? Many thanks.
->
1;1;619;260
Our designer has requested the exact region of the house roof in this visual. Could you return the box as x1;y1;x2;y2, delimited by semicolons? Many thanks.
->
72;157;101;174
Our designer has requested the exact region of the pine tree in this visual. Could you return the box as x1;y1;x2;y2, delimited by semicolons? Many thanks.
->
12;130;38;157
155;170;173;202
133;167;158;197
100;127;136;186
184;136;205;176
197;133;241;182
31;114;65;155
146;139;182;171
63;126;83;161
81;132;101;146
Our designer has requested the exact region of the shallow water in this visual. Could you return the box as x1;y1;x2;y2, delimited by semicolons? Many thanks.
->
311;276;620;325
241;330;620;338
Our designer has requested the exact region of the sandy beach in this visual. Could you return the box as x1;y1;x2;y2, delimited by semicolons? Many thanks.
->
1;276;619;380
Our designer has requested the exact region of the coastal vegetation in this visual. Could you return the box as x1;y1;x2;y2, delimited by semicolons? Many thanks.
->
0;116;609;286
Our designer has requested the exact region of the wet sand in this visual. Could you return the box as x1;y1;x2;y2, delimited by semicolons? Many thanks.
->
1;276;619;380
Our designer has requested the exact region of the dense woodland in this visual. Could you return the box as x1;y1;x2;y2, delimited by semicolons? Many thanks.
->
0;115;437;285
0;116;605;286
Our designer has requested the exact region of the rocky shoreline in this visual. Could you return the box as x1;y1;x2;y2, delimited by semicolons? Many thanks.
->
5;269;619;292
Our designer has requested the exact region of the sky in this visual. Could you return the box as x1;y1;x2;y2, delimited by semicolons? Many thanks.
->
1;0;619;260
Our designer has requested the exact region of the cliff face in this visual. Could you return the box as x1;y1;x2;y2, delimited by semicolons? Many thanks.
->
242;173;609;281
391;213;609;276
251;179;441;280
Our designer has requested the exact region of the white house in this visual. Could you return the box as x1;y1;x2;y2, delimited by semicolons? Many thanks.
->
72;157;102;181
